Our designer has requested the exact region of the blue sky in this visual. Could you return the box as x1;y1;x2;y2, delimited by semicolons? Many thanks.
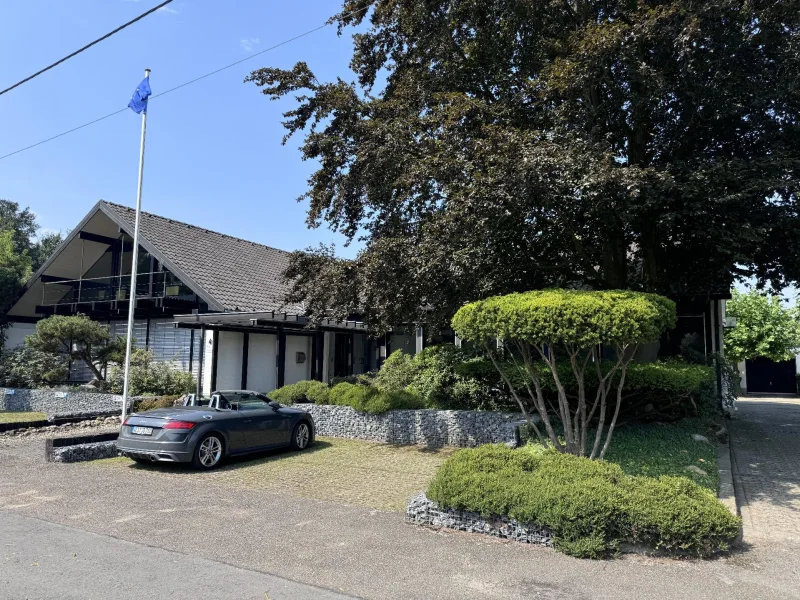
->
0;0;361;256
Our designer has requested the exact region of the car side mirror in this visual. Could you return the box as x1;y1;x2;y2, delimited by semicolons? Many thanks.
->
268;401;281;410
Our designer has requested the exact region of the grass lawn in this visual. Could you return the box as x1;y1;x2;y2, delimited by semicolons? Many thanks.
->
0;411;46;424
94;436;456;511
601;418;719;491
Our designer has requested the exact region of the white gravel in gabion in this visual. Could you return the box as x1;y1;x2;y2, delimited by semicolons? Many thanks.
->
291;404;527;448
405;492;553;546
52;441;120;463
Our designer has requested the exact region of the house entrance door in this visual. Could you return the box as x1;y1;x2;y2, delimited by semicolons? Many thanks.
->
334;333;352;378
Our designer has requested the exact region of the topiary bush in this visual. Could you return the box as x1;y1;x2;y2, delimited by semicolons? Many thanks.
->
269;380;330;405
452;290;676;458
427;444;740;558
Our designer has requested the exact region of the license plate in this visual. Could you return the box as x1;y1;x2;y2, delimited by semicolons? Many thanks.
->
131;426;153;436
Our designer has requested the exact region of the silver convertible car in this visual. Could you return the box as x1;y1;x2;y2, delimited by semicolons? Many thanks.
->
117;390;314;469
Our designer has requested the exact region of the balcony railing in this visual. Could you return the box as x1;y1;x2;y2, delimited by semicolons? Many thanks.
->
41;271;193;306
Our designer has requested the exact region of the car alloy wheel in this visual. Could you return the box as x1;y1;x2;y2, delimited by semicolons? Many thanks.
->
295;423;310;449
198;435;222;467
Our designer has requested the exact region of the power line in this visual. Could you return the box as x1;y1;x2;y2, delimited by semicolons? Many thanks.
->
0;0;174;97
0;5;370;162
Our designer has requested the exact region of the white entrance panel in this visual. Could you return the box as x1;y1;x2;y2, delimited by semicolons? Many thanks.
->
285;335;312;385
215;331;243;390
247;333;277;393
202;330;214;395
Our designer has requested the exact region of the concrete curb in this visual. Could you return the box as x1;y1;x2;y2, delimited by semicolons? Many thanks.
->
718;421;745;547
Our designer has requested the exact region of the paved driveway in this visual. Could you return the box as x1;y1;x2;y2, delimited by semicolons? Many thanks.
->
729;397;800;545
1;434;799;599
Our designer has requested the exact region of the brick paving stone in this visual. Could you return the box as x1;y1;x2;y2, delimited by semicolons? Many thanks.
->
729;397;800;546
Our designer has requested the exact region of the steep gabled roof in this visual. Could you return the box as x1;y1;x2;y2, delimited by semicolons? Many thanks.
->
97;201;303;313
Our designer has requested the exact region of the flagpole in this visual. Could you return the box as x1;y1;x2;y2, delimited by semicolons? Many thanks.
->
121;68;150;424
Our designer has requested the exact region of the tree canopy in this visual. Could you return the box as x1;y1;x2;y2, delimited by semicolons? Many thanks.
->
248;0;800;331
0;200;65;342
724;289;800;363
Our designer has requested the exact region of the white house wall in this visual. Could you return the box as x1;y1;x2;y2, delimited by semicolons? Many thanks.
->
284;335;312;385
215;331;244;390
247;333;277;393
3;322;36;349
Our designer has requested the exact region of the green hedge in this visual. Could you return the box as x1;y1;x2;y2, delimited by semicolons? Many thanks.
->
328;382;425;414
428;445;740;558
460;356;716;419
268;380;425;414
268;380;330;405
132;395;183;412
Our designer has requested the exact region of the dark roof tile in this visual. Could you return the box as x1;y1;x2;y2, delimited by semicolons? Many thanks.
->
99;201;303;314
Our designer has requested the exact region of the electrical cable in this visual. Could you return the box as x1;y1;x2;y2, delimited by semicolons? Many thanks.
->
0;0;174;97
0;5;370;162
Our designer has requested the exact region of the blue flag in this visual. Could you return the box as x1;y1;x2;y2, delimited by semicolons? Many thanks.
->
128;76;151;114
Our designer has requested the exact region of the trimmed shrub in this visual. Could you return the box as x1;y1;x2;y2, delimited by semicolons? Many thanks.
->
0;346;68;388
328;382;425;414
375;345;494;410
269;380;330;405
427;445;740;558
107;349;195;396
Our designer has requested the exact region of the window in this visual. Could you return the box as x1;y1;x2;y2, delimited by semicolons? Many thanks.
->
236;394;271;411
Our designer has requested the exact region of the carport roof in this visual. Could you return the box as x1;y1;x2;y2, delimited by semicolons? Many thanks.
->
173;310;368;333
98;201;304;314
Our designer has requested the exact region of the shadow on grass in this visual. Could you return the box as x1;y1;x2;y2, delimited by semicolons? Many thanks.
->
119;440;334;474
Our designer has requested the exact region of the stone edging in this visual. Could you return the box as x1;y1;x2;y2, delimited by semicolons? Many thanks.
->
405;492;554;546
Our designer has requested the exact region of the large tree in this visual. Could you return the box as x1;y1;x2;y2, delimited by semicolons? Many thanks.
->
724;289;800;363
0;200;65;343
248;0;800;331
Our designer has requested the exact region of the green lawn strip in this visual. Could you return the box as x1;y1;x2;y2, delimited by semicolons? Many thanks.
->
0;411;47;424
602;418;719;492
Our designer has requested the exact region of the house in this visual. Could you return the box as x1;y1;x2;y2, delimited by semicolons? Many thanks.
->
4;200;730;398
4;201;421;394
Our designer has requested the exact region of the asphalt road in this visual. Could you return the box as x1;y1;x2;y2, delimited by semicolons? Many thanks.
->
1;434;799;599
0;512;356;600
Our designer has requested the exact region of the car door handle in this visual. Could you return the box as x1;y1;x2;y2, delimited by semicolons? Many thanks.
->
242;419;253;423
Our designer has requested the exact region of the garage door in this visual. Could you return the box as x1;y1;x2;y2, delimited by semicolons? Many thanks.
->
745;358;797;394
